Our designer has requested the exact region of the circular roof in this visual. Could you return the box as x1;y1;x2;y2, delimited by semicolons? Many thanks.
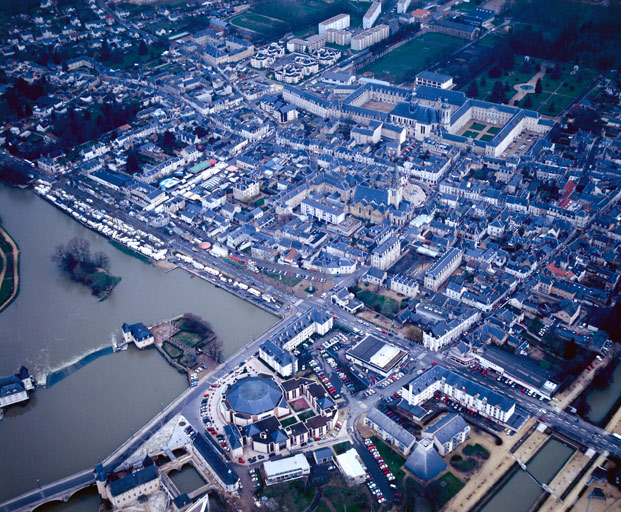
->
226;376;283;416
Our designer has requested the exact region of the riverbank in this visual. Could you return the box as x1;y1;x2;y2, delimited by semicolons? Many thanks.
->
0;225;20;313
0;186;278;502
572;357;621;426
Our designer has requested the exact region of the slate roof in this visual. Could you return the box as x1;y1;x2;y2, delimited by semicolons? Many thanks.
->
424;413;468;445
226;376;283;416
109;465;158;497
192;433;239;486
404;438;447;481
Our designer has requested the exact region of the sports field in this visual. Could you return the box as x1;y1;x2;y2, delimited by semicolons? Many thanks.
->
230;11;290;37
360;33;464;84
230;0;362;39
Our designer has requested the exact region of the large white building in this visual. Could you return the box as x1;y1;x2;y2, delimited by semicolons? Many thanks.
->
401;366;516;424
423;413;470;456
345;336;407;377
371;236;400;270
351;24;389;51
363;2;381;29
233;177;260;201
364;408;417;456
335;449;367;484
121;322;154;349
263;454;311;485
318;13;350;36
95;459;162;509
301;198;346;224
326;28;351;46
424;248;462;291
422;309;480;351
397;0;411;14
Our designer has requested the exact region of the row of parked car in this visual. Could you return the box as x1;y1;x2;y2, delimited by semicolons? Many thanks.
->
364;438;397;483
377;371;405;389
249;468;262;490
309;359;342;399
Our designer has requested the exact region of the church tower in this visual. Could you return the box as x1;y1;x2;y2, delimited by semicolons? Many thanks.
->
440;100;451;130
388;165;403;208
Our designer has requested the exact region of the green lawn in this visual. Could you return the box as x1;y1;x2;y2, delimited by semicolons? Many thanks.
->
431;472;465;506
360;33;465;84
450;454;476;472
462;130;479;139
280;416;298;428
163;341;183;359
463;443;490;459
230;0;361;38
332;441;352;455
471;122;486;131
178;353;196;368
299;410;316;421
370;436;406;480
356;289;401;317
263;271;302;288
480;133;494;142
487;126;500;134
172;330;203;348
100;44;165;70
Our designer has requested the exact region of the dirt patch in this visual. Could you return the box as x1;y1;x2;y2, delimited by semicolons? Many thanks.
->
361;100;396;113
290;397;310;411
292;278;333;299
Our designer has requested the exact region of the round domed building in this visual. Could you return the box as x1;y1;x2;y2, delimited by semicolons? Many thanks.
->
222;375;289;426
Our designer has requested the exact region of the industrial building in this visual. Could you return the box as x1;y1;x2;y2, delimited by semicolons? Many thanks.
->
345;336;407;377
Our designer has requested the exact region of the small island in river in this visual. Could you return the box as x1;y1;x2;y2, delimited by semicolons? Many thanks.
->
52;236;120;300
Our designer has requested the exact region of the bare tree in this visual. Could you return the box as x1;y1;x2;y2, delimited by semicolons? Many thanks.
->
206;338;223;363
92;251;110;270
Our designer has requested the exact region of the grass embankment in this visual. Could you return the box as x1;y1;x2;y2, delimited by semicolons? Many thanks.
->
0;226;20;313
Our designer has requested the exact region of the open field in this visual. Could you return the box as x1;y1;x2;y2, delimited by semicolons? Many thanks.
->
229;12;289;37
360;33;464;84
230;0;366;39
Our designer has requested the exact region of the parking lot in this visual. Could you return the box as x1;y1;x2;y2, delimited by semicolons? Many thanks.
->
501;130;541;157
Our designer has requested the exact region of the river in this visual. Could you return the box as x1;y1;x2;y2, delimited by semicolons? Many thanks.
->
585;362;621;425
480;438;574;512
0;185;277;502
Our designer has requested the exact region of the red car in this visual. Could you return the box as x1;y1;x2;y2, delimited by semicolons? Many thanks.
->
238;458;245;463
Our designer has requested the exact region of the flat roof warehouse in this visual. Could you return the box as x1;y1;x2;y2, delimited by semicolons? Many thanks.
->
346;336;407;376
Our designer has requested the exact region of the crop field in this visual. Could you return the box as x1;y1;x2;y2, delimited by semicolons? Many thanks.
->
360;33;464;84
